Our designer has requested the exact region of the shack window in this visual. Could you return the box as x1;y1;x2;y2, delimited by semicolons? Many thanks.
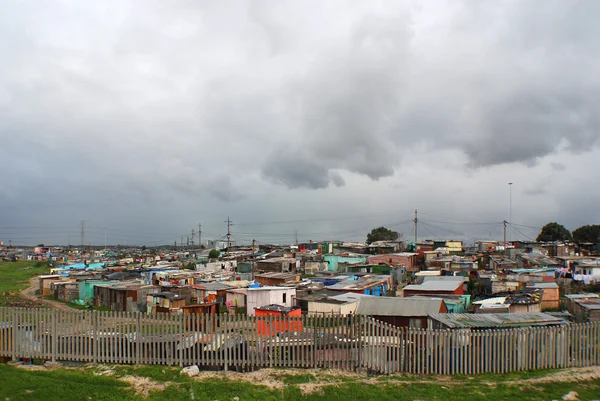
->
283;293;287;303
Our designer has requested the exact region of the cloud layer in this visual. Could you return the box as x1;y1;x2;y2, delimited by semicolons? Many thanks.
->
1;0;599;244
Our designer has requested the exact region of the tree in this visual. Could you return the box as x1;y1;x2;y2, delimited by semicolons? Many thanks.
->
208;249;220;259
536;222;572;242
183;261;197;271
366;227;399;244
572;225;600;243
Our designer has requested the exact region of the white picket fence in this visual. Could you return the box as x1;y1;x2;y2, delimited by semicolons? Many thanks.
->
1;307;599;374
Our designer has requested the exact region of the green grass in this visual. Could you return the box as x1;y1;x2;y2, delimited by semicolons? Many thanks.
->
0;261;48;294
2;363;600;400
64;301;111;311
0;363;137;401
147;379;283;401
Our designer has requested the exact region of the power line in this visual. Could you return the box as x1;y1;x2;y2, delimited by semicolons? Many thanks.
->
510;224;536;241
235;211;415;226
419;222;439;241
419;220;467;237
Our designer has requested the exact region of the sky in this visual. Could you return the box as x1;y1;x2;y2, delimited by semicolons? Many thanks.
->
1;0;599;247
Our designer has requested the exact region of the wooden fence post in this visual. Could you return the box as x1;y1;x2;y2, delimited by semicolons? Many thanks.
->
313;315;318;369
11;308;17;362
51;310;57;362
179;313;184;367
92;311;98;364
135;313;141;365
355;315;361;371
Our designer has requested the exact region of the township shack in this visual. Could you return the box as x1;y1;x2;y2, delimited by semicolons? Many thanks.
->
38;275;62;297
526;282;560;310
146;292;187;314
254;272;300;287
255;304;302;336
428;312;567;330
94;282;160;312
307;294;359;316
570;298;600;322
246;287;296;316
326;275;391;296
565;293;599;315
191;282;232;304
356;297;448;329
402;280;464;297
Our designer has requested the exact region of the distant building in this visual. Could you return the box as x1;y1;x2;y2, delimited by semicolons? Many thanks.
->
402;281;464;297
246;287;297;316
428;312;567;330
255;305;302;336
526;282;559;310
356;297;447;329
367;252;418;271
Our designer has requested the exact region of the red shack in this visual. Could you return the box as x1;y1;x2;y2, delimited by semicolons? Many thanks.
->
255;304;303;336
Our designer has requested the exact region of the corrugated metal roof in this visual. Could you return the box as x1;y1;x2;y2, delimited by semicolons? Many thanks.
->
527;282;559;289
356;297;445;316
428;312;566;328
191;282;232;291
330;292;372;303
247;286;295;291
403;281;462;292
472;297;507;305
565;293;599;299
577;300;600;310
255;272;298;279
422;276;469;283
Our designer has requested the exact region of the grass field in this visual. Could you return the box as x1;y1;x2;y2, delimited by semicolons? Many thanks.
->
0;261;49;307
0;261;48;293
1;363;600;401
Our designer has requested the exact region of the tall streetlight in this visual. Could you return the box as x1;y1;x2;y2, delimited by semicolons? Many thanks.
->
508;182;513;242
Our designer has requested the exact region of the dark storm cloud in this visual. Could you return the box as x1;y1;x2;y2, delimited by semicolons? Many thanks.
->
262;153;332;189
255;1;600;188
462;89;600;167
260;12;411;188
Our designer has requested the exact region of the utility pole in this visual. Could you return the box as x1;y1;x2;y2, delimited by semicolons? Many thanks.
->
81;221;85;254
252;239;256;272
191;229;195;246
295;230;298;245
174;240;177;249
503;220;508;249
187;237;190;246
508;182;513;242
180;236;183;249
198;223;202;249
226;216;232;249
413;210;418;243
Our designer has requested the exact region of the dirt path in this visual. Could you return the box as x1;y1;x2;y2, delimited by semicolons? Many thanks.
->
19;276;73;311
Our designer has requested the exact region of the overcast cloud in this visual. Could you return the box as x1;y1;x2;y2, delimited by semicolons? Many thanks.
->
1;0;599;246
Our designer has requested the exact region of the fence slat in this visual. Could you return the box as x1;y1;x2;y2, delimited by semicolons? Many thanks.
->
2;306;600;376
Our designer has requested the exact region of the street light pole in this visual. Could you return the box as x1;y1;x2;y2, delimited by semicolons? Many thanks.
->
508;182;513;242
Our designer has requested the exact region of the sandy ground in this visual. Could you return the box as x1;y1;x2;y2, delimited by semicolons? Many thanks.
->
18;276;72;311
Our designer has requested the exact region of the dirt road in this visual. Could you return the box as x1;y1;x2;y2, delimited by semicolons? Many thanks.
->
19;276;73;311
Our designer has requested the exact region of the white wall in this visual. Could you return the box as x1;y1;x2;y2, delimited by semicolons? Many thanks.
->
308;301;357;316
226;292;246;308
246;288;297;316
